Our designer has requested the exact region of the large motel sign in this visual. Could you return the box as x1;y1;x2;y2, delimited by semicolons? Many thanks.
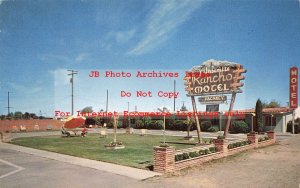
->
184;60;246;141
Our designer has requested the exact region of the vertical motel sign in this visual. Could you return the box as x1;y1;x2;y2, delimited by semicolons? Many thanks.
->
290;67;298;109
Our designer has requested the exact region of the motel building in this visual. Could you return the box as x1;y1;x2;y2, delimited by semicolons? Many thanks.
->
218;107;295;133
112;107;296;133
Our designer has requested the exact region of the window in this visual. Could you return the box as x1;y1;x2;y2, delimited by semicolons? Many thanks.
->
265;115;276;126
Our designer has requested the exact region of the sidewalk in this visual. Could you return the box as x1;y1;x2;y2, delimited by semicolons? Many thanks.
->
0;142;161;180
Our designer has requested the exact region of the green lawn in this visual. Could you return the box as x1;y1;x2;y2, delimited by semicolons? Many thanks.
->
11;134;210;169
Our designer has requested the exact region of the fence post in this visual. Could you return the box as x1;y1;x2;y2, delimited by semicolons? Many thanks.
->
213;139;229;155
153;146;175;173
267;131;276;143
247;133;258;148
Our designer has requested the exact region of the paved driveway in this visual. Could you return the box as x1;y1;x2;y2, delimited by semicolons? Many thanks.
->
0;147;139;188
2;130;297;188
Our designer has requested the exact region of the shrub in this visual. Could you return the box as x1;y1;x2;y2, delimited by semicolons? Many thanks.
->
232;121;249;133
204;149;210;155
217;135;225;139
175;154;183;162
189;151;199;158
159;143;169;147
204;138;213;144
107;122;114;128
182;152;189;160
209;147;216;153
135;120;145;129
199;149;205;155
228;140;250;149
259;136;270;142
201;121;212;132
148;120;163;130
154;120;163;130
207;126;219;132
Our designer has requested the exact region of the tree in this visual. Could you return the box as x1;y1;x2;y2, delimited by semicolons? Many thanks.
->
95;117;103;127
14;111;23;119
262;100;281;108
81;106;93;113
24;112;30;119
85;117;96;127
184;116;193;137
142;116;151;129
255;99;263;132
0;115;6;120
29;113;37;119
180;105;188;112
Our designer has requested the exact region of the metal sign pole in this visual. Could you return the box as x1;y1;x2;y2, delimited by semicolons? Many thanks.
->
191;96;202;143
292;110;295;134
224;92;237;138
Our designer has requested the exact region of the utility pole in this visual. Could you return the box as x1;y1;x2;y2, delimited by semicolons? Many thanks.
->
106;90;108;113
173;80;176;112
106;89;108;124
7;91;10;115
127;102;130;128
6;91;14;117
67;70;78;115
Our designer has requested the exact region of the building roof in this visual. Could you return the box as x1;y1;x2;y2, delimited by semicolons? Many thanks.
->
237;107;294;115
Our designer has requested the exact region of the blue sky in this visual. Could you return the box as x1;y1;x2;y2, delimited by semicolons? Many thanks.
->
0;0;299;117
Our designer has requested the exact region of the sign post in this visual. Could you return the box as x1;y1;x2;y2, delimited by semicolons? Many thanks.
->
184;60;246;140
224;92;236;137
191;96;202;143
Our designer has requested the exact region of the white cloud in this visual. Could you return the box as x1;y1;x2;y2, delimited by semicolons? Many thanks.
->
9;82;42;94
75;53;89;63
114;29;136;44
127;0;204;55
52;69;72;86
40;54;73;64
101;29;136;51
40;52;90;64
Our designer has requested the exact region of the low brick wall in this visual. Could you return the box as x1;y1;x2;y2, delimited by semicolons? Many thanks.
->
153;132;276;173
258;139;275;147
0;119;64;132
227;143;256;156
175;152;225;170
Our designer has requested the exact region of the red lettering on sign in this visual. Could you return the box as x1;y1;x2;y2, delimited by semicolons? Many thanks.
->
290;67;298;109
